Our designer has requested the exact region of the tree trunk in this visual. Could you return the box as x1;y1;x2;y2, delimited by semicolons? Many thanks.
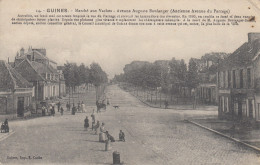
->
160;91;161;107
150;90;152;103
155;89;157;105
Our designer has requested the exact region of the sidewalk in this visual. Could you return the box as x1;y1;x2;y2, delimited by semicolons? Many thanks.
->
0;130;14;142
189;118;260;150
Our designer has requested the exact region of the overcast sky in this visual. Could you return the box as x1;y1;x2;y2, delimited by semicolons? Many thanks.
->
0;0;259;78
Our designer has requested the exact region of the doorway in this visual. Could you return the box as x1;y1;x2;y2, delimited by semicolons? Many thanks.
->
17;97;24;117
248;100;253;119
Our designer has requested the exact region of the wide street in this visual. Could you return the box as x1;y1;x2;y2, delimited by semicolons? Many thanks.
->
0;85;259;165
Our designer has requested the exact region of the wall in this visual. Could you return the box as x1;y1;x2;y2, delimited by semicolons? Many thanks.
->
254;56;260;120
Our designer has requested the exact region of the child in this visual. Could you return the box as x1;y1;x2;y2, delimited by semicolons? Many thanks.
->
119;130;125;142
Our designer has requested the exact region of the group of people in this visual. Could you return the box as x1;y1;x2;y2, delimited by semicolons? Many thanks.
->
41;102;64;116
83;109;125;143
1;119;9;133
67;101;86;115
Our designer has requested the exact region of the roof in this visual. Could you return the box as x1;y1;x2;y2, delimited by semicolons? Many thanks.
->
14;59;45;81
0;60;32;90
31;61;55;74
218;39;260;71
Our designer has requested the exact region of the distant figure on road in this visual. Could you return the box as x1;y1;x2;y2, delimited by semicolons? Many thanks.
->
99;123;106;142
57;101;61;112
91;112;96;130
84;116;89;130
77;101;81;112
51;106;55;116
72;106;76;115
164;100;168;109
107;99;110;106
60;107;64;116
100;123;105;133
42;106;46;116
230;123;236;138
106;131;115;142
66;102;70;111
3;119;9;133
119;130;125;142
94;121;100;134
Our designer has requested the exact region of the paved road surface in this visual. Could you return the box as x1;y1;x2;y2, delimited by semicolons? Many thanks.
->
0;85;259;165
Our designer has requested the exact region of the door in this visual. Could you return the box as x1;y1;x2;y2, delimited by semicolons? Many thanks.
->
17;97;24;117
248;100;253;119
208;88;211;103
237;99;242;119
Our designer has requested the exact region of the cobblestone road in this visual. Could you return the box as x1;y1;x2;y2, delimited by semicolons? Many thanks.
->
0;85;259;165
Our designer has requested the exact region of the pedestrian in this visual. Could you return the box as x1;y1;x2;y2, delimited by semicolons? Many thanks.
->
119;130;125;142
164;100;168;109
4;119;9;133
107;99;110;105
60;107;64;116
42;106;46;116
66;102;70;111
57;101;61;112
77;101;81;111
230;123;236;138
81;101;85;112
1;123;5;133
94;121;100;134
91;112;96;131
106;131;115;142
99;122;106;142
52;106;55;116
72;106;76;115
84;116;89;130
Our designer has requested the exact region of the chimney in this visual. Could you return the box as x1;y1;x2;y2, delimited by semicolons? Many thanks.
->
20;47;24;56
248;33;260;44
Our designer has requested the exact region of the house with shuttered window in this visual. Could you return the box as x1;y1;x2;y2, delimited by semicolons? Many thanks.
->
217;33;260;121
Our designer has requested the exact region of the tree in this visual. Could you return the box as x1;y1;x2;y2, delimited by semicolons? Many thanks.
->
187;58;199;89
89;62;108;101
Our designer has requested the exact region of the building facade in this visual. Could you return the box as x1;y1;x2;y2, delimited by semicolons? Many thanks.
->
14;47;65;101
195;53;228;105
0;60;33;117
217;33;260;121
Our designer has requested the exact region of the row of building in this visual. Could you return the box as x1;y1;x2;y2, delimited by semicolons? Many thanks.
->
217;33;260;121
0;47;66;118
122;32;260;122
192;33;260;122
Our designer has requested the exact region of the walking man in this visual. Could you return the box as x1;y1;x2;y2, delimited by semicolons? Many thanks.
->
66;102;70;111
57;101;61;112
91;111;96;131
60;107;64;116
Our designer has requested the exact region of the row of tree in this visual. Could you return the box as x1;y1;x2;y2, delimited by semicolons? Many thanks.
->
63;62;108;99
113;58;200;96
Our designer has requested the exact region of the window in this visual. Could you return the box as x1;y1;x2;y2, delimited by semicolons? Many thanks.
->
228;71;231;88
247;68;251;88
218;72;220;87
223;71;226;88
240;69;243;88
233;70;236;88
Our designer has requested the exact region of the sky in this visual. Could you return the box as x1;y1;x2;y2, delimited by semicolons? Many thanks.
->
0;0;259;79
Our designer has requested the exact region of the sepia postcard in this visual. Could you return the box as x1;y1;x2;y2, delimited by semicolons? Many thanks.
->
0;0;260;164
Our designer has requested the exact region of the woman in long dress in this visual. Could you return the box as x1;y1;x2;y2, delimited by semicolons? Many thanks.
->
84;116;89;130
94;121;100;135
99;123;106;142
